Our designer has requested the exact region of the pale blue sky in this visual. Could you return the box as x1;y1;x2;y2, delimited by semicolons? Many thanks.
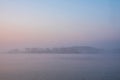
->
0;0;120;49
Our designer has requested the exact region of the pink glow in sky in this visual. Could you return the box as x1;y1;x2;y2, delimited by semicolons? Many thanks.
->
0;0;120;50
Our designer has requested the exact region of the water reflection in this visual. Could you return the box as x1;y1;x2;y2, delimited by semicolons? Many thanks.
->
0;53;120;80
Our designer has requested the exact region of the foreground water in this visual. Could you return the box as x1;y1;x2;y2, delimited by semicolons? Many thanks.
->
0;53;120;80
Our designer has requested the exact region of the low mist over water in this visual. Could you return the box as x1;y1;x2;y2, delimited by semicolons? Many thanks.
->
0;53;120;80
0;0;120;80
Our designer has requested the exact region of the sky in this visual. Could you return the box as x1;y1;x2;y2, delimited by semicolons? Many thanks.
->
0;0;120;50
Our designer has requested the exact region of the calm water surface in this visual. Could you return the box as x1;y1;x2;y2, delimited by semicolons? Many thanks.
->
0;53;120;80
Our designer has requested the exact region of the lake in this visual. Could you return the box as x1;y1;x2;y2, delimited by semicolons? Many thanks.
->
0;53;120;80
